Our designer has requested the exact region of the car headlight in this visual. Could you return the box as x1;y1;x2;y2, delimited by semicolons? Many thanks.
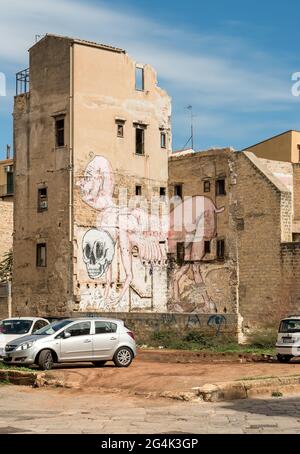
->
16;342;34;351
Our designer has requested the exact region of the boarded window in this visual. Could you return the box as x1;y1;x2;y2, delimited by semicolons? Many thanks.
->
217;239;225;260
177;242;185;264
135;66;144;91
36;243;47;267
55;118;65;147
204;181;211;193
216;179;226;196
38;187;48;212
204;241;211;254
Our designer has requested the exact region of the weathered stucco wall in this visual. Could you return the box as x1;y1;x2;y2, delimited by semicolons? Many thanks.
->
0;199;13;262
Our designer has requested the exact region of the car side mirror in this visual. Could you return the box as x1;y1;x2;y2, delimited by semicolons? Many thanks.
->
63;332;71;339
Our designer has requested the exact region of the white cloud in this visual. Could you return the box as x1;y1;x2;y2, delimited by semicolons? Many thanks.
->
0;0;296;150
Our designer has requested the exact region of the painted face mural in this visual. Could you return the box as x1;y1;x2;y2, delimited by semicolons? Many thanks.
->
82;229;115;279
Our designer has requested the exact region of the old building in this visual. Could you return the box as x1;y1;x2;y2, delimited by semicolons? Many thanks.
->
169;146;300;335
244;130;300;163
13;34;171;317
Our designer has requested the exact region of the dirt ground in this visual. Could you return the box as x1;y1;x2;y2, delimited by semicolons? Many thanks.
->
44;350;300;396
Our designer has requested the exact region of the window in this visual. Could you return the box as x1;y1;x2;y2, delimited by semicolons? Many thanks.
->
36;243;47;267
174;184;183;199
298;145;300;162
177;242;185;264
204;241;211;254
160;132;166;148
160;187;166;197
65;322;91;337
136;185;142;196
116;120;125;138
32;320;48;333
135;127;145;155
55;117;65;147
95;321;117;334
38;187;48;212
216;179;226;196
217;239;225;260
6;170;14;195
135;66;144;91
204;181;211;193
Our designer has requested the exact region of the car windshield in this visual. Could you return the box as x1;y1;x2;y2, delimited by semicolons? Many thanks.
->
279;319;300;333
34;320;72;336
0;319;33;335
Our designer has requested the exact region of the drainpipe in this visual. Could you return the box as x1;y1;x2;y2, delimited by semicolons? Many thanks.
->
7;280;12;318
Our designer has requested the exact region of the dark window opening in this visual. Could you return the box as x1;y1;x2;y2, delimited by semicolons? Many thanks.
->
204;241;211;254
135;127;145;155
36;243;47;267
38;187;48;212
55;118;65;147
217;239;225;260
174;184;182;199
160;187;166;197
135;66;144;91
116;121;124;138
160;132;166;148
177;242;185;264
136;185;142;196
204;180;211;193
216;179;226;196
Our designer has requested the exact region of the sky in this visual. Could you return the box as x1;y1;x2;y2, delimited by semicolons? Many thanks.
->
0;0;300;159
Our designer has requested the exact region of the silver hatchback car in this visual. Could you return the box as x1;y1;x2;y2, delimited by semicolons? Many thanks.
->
3;318;136;370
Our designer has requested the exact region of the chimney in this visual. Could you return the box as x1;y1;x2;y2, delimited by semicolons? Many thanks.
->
6;145;11;160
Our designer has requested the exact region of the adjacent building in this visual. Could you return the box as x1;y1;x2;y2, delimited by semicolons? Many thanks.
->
0;156;14;262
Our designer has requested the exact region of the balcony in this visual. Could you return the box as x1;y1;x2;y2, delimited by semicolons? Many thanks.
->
0;184;14;197
16;68;30;95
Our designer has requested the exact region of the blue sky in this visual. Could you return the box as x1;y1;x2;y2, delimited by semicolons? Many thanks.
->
0;0;300;159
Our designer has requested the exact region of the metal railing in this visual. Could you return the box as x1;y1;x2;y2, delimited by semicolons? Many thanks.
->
16;68;30;95
0;184;14;197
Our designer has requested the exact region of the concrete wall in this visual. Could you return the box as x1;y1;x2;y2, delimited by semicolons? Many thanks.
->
13;36;72;316
245;130;300;164
0;199;13;262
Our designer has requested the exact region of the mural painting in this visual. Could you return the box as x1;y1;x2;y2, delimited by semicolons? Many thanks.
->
77;155;168;312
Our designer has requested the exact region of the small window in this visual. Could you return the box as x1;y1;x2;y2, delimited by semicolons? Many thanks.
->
174;184;182;199
160;187;166;197
135;127;145;155
216;179;226;196
160;132;166;148
217;239;225;260
116;120;125;138
65;322;91;337
204;181;211;193
204;241;211;254
36;243;47;267
95;321;117;334
38;187;48;212
177;242;185;264
55;118;65;147
135;66;144;91
136;185;142;196
32;320;48;333
298;145;300;162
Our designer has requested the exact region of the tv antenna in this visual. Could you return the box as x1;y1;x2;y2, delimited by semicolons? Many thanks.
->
180;105;195;151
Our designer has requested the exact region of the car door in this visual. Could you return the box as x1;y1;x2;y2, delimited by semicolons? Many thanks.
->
92;321;119;359
59;321;93;361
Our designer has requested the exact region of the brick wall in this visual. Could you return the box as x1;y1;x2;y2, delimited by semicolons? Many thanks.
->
280;243;300;318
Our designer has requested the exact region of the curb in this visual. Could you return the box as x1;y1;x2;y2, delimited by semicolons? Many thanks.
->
0;369;43;386
195;375;300;402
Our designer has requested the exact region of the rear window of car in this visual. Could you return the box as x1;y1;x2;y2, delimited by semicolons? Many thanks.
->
0;320;33;335
95;321;117;334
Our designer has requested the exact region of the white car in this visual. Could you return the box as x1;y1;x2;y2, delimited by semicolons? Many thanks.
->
0;317;50;358
276;315;300;362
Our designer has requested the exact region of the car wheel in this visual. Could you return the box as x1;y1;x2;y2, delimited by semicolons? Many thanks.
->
277;354;292;363
92;361;107;367
38;350;54;370
113;347;133;368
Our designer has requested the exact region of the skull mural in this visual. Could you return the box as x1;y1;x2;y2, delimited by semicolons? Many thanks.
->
82;229;115;279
